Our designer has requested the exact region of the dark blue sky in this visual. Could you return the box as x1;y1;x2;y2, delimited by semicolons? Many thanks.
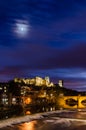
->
0;0;86;91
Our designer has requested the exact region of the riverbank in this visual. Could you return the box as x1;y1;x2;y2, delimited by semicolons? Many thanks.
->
0;110;86;128
0;110;61;128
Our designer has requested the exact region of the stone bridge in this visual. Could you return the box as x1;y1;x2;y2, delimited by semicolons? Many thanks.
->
58;95;86;109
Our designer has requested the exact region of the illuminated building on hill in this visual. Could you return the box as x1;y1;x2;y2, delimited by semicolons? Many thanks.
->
14;76;54;87
58;80;63;87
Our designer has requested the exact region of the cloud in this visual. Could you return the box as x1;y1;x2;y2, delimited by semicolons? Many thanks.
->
1;42;86;70
0;0;86;48
0;43;86;72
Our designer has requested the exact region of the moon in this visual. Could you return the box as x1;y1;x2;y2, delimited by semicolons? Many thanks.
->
14;20;30;37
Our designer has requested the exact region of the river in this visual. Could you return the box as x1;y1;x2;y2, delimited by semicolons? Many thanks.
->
0;110;86;130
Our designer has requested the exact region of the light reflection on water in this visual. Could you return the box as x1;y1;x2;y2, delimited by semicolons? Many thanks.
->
25;106;57;115
1;111;86;130
41;106;56;112
18;121;37;130
9;112;86;130
75;111;86;119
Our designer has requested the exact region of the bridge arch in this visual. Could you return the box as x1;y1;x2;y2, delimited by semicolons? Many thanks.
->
78;96;86;108
64;96;77;109
57;95;86;109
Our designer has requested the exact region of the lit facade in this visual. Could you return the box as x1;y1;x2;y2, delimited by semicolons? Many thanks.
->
0;83;9;106
14;76;54;87
58;80;63;87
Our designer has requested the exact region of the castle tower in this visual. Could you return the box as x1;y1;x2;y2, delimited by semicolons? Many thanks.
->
35;77;43;86
45;76;50;86
58;80;63;87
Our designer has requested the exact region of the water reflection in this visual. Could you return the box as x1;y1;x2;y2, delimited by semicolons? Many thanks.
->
75;111;86;119
0;105;59;120
42;107;55;112
18;121;38;130
25;106;57;115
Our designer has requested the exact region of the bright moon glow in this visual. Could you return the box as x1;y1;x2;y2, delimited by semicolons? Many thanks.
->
14;20;30;37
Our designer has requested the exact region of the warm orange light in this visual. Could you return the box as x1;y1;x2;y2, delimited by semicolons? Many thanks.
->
18;121;37;130
25;97;32;104
25;111;31;115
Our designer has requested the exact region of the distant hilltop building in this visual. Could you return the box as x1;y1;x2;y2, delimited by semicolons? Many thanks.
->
14;76;54;87
58;80;63;87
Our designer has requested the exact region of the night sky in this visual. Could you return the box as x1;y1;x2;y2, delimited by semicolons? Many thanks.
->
0;0;86;91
